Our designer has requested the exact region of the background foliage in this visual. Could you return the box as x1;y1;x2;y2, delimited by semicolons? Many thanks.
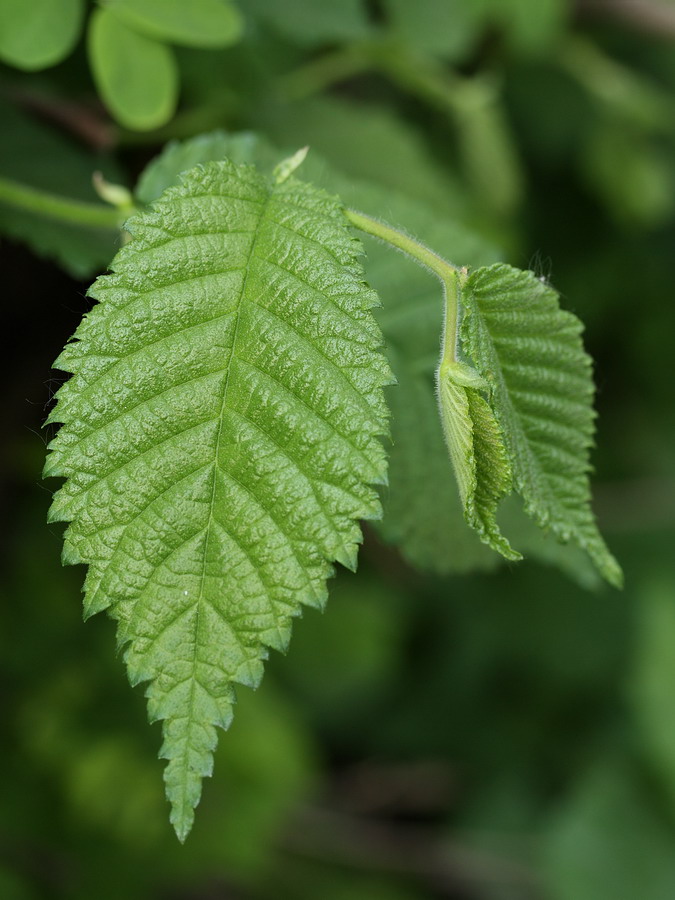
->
1;0;675;896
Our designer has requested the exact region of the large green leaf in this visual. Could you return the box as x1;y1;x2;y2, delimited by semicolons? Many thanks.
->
45;159;391;839
0;0;83;70
104;0;243;48
461;264;622;586
88;8;178;130
380;351;501;574
322;171;602;582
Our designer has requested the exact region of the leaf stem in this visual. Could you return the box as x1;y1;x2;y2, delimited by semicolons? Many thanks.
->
344;207;463;363
0;175;124;229
280;45;372;100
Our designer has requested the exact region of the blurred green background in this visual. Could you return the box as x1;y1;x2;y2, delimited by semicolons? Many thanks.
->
2;0;675;897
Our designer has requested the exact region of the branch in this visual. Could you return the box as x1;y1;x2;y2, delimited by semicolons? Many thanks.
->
0;176;124;230
283;804;542;897
345;207;461;360
578;0;675;38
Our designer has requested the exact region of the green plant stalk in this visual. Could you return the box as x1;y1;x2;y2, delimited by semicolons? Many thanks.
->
368;42;461;114
559;35;674;133
279;39;470;113
345;207;462;364
0;176;123;229
280;44;372;100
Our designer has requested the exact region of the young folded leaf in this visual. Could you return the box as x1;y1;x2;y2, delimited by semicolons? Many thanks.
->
461;263;622;587
382;351;501;574
437;359;520;561
44;158;392;840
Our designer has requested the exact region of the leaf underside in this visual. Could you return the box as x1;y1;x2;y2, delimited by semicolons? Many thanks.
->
381;350;502;574
461;264;622;587
45;159;391;839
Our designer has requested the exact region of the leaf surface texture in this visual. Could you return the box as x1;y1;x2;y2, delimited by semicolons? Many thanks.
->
45;159;391;838
461;264;622;586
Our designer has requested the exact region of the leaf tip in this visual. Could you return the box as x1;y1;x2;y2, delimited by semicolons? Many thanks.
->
603;554;624;590
273;146;309;183
171;810;194;844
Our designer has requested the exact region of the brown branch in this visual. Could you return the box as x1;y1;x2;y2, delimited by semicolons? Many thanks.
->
577;0;675;38
282;805;543;898
3;88;116;151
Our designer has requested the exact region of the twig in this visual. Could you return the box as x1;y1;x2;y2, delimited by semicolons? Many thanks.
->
282;805;543;897
578;0;675;38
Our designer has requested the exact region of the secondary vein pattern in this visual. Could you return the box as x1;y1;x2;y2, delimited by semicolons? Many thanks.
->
45;160;392;839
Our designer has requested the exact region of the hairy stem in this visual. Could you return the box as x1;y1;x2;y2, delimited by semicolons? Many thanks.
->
345;207;463;363
0;176;124;229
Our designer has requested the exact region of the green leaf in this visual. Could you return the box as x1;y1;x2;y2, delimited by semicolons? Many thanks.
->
88;8;178;131
383;0;481;61
380;353;500;574
135;131;277;205
45;159;391;839
245;0;370;45
461;263;622;586
309;161;591;578
496;496;602;589
104;0;243;48
437;359;519;560
0;0;83;70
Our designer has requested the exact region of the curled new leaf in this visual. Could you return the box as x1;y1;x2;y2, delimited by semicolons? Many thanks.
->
461;263;622;586
437;359;520;561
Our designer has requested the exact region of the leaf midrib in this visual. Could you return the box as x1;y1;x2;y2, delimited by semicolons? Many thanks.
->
176;181;275;830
